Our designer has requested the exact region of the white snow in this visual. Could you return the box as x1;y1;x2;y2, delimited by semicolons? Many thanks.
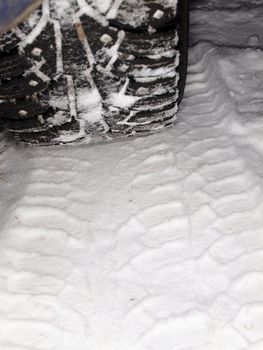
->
1;1;263;349
110;78;140;109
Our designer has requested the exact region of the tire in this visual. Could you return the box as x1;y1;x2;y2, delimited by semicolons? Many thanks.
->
0;0;188;145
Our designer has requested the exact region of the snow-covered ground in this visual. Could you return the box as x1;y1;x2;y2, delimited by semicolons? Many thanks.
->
1;1;263;349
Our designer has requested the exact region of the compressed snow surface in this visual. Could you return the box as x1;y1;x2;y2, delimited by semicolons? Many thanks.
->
1;1;263;349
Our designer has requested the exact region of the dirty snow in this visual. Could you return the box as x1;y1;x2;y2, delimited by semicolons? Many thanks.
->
1;1;263;349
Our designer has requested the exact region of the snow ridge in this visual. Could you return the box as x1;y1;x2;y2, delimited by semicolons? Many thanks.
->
1;39;263;349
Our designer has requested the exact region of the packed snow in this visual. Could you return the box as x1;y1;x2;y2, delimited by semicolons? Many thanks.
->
1;0;263;349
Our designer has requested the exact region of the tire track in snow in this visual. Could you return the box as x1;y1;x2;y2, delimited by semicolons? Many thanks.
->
190;5;263;49
1;43;263;349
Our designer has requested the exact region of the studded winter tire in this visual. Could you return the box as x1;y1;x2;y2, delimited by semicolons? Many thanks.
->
0;0;189;145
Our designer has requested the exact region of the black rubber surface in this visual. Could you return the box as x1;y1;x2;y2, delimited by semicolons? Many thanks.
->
0;0;188;145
